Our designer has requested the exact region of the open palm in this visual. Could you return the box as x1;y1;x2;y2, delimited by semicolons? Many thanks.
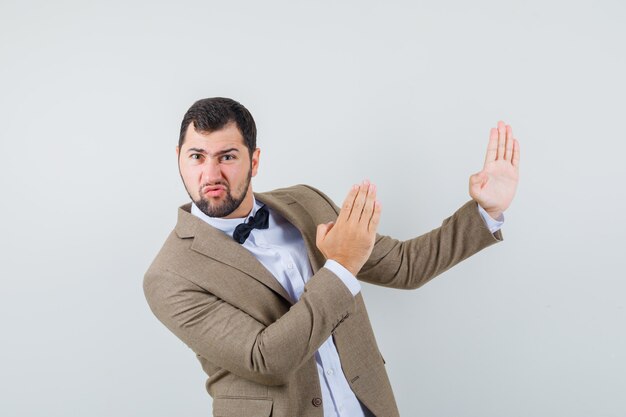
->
469;121;520;219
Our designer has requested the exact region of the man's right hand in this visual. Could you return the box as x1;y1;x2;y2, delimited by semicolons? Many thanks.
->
316;180;381;276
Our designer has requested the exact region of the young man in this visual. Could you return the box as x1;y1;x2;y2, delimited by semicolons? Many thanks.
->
144;97;520;417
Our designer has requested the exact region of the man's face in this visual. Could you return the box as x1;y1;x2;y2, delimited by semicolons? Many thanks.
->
177;122;260;219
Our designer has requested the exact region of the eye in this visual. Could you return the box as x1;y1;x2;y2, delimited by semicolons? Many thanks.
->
220;154;236;162
190;154;203;160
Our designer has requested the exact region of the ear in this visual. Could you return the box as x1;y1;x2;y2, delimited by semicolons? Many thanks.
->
251;148;261;177
176;145;180;157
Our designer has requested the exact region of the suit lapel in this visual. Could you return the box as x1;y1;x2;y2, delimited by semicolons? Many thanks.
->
175;203;292;303
174;192;326;304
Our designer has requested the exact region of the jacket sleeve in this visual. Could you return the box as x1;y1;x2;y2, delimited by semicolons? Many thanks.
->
143;265;355;386
302;185;503;290
359;199;503;289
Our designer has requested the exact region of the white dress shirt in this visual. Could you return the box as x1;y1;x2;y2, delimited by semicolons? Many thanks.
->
191;196;503;416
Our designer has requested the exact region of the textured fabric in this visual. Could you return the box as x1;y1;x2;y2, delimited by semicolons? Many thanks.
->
192;197;369;416
143;184;503;417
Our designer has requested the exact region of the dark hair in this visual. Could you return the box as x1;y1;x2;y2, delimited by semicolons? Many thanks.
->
178;97;257;155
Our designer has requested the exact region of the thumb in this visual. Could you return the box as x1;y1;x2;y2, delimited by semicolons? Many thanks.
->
316;221;334;243
470;172;487;187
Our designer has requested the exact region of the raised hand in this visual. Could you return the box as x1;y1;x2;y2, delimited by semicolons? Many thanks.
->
316;180;381;276
469;121;520;219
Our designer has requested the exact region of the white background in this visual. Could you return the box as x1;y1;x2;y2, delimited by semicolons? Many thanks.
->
1;1;625;416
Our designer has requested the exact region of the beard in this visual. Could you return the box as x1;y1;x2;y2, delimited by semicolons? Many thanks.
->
188;167;252;218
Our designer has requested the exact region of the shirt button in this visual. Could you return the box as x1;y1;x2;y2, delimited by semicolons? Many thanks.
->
312;397;322;407
326;369;334;375
287;263;294;269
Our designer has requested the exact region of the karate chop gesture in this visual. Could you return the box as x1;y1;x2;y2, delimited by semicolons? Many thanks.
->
316;181;381;276
469;121;521;220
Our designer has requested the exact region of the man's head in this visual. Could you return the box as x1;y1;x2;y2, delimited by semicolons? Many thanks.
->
176;98;260;219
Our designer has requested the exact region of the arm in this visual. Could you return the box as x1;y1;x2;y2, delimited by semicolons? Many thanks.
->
311;121;520;289
310;184;502;290
358;199;503;289
143;266;354;386
362;120;520;288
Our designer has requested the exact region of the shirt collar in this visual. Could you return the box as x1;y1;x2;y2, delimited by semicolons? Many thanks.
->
191;196;262;238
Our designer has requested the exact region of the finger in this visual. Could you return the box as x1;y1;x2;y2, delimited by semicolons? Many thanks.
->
497;120;506;160
484;127;498;165
512;138;520;168
315;222;333;244
337;184;360;224
349;180;370;223
368;200;382;233
470;172;486;187
504;125;514;162
360;182;377;223
469;171;487;196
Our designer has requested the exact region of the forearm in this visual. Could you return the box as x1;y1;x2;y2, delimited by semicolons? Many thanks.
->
357;199;503;289
143;267;355;386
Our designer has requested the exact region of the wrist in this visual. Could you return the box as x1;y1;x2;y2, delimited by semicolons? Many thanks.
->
331;257;360;276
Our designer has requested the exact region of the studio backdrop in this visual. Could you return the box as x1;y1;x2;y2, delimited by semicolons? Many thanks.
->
1;1;624;416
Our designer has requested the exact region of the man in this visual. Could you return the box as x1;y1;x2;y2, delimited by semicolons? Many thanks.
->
143;97;520;417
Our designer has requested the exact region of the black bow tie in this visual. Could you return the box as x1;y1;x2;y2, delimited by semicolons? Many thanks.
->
233;205;270;244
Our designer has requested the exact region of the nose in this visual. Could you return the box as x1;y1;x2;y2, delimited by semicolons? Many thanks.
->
201;158;223;184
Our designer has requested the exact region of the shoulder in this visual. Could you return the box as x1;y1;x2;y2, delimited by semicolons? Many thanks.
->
259;184;340;215
142;203;208;291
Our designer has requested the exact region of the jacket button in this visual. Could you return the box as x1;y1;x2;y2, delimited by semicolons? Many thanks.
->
312;397;322;407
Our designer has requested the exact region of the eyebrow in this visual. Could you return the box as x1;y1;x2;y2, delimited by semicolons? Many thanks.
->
186;147;240;157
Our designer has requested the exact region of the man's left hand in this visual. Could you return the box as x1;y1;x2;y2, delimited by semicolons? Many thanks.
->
469;120;521;220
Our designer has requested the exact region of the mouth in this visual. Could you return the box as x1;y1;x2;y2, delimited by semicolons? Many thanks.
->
202;184;227;198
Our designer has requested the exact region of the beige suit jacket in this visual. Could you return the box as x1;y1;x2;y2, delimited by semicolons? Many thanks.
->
143;184;503;417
